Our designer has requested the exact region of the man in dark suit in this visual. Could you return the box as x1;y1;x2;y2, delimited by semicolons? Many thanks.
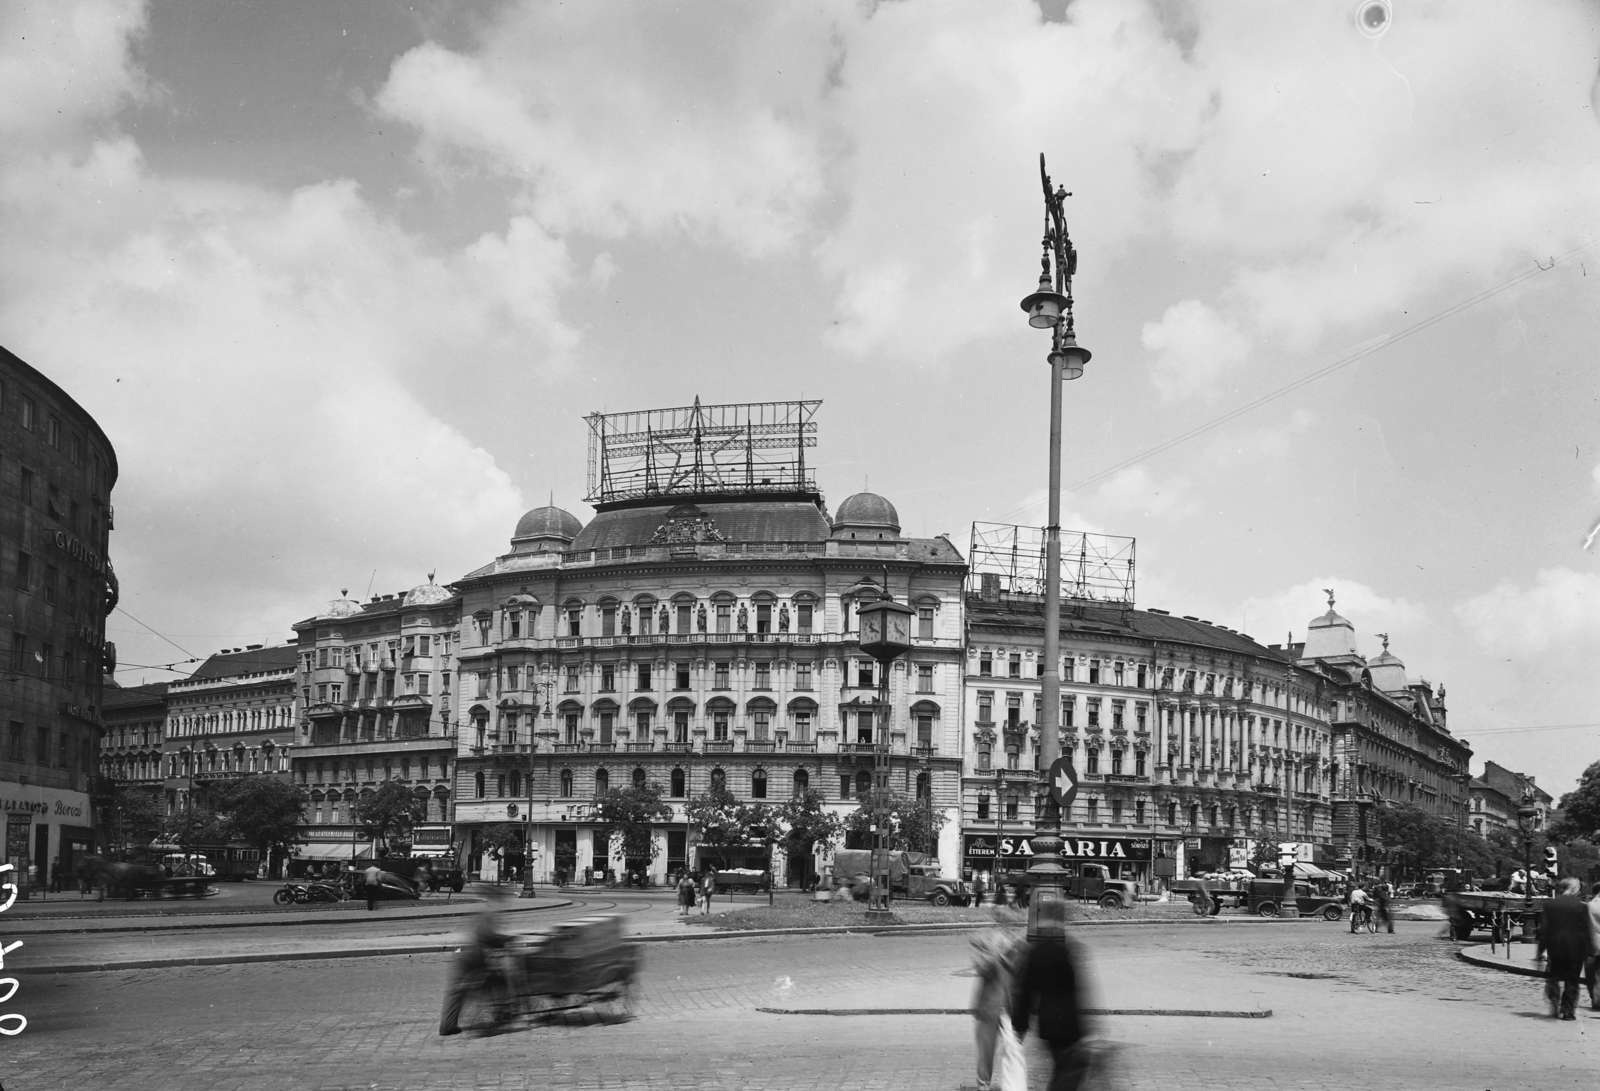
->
1539;877;1594;1020
1011;897;1088;1091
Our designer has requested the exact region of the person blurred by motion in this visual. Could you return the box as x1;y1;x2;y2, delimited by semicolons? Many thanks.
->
970;928;1025;1091
439;890;514;1035
1011;898;1088;1091
1539;877;1593;1020
1585;882;1600;1011
1373;880;1393;933
364;863;383;911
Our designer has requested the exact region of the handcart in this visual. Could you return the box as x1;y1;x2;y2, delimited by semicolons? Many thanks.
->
459;915;641;1032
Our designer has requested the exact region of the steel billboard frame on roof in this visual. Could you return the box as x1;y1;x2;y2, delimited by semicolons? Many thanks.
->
967;521;1136;605
585;397;820;504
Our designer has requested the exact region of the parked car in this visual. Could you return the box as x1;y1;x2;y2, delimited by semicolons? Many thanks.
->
376;854;466;893
1244;879;1344;920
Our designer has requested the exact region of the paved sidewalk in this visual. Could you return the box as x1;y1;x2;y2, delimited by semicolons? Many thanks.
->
1459;940;1549;976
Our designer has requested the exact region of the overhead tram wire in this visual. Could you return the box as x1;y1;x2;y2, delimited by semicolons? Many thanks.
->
112;605;200;661
984;237;1599;524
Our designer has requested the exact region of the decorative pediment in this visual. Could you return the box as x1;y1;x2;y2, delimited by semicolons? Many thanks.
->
649;505;726;544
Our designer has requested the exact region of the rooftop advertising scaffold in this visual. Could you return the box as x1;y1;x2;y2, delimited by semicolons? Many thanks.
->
967;521;1136;605
586;398;820;505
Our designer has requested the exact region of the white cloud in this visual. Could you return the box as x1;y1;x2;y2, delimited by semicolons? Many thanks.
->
1455;568;1600;658
0;0;577;663
1233;578;1428;653
1140;300;1252;400
375;1;843;257
1092;465;1196;520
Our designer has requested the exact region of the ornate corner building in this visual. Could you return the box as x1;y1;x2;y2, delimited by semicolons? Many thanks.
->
449;399;967;885
961;566;1338;883
1293;601;1470;876
288;581;460;868
1;345;118;889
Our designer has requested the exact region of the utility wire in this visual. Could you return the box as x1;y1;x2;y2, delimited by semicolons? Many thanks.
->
983;237;1598;523
113;606;198;660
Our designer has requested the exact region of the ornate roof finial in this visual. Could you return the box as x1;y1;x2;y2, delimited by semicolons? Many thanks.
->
427;569;436;584
1376;632;1389;652
1323;587;1336;610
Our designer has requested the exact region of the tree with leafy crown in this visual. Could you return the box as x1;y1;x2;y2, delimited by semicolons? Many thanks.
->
593;780;674;863
351;780;428;855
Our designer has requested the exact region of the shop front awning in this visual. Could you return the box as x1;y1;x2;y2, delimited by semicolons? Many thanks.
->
295;843;362;861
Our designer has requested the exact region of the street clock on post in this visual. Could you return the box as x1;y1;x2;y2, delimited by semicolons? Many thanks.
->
856;596;915;663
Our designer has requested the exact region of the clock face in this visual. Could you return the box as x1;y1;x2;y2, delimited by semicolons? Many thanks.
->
888;615;910;642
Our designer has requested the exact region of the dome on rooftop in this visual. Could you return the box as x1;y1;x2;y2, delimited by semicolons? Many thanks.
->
1302;591;1361;662
512;504;583;552
1366;641;1408;692
316;594;363;620
403;578;453;607
831;492;900;539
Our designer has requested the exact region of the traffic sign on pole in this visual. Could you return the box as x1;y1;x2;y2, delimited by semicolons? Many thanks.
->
1047;757;1078;810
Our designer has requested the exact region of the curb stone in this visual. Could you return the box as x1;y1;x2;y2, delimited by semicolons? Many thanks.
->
2;898;574;937
20;906;1322;973
756;1006;1271;1018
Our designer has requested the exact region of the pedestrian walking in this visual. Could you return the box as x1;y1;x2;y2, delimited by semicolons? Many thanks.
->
1374;880;1393;933
1011;898;1089;1091
970;928;1024;1091
971;872;986;908
1585;882;1600;1012
676;872;696;918
439;891;512;1035
415;863;432;895
700;870;715;914
49;856;62;894
364;863;383;911
1538;877;1593;1020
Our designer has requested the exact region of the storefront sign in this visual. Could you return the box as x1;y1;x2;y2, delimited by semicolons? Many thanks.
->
964;833;1157;868
1;785;87;820
50;529;107;576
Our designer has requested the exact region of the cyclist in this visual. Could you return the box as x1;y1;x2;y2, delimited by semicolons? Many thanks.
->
1348;884;1372;933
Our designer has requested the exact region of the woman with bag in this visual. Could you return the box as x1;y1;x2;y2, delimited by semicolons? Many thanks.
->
970;928;1025;1091
677;872;697;918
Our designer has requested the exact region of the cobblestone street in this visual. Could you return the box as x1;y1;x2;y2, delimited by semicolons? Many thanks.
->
4;918;1595;1090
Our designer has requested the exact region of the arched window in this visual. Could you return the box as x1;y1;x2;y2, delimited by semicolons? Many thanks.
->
595;768;609;795
671;768;686;797
915;771;930;801
710;768;726;793
751;769;767;799
792;768;809;796
632;767;646;789
559;769;573;797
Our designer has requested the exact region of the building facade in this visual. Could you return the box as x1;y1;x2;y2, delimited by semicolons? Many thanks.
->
101;681;168;792
962;583;1337;887
1478;760;1551;832
288;582;460;871
1295;601;1471;877
1;344;118;890
448;402;966;886
162;646;299;816
1467;776;1514;836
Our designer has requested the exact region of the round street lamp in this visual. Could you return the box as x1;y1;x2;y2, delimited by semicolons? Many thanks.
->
1016;152;1094;940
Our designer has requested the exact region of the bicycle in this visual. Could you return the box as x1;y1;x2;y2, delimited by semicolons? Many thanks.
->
1354;904;1378;934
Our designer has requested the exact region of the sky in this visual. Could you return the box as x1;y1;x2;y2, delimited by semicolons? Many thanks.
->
3;0;1599;798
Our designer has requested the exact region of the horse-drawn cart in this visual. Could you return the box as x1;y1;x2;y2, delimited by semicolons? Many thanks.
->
459;915;640;1033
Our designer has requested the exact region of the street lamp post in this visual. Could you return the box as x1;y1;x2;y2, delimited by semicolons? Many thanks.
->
1018;153;1092;938
856;591;915;924
521;681;554;898
1516;791;1537;941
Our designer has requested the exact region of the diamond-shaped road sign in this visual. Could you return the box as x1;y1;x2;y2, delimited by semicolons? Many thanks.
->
1047;757;1079;810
